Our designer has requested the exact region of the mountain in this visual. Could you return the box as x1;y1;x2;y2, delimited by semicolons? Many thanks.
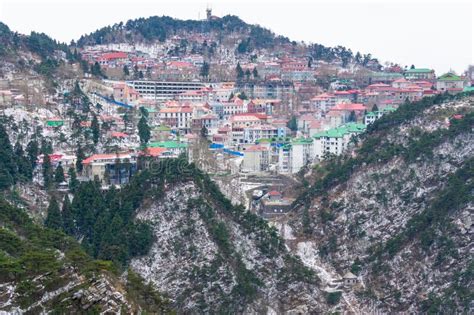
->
75;15;376;67
77;15;290;50
287;92;474;313
0;197;173;313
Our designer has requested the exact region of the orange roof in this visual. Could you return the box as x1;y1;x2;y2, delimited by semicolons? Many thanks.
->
139;147;167;157
82;153;132;165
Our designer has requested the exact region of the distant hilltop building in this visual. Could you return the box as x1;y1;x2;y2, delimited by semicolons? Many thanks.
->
206;8;220;21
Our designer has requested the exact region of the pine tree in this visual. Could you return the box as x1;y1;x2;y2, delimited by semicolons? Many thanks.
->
26;139;39;169
68;166;79;192
245;69;251;81
252;67;259;79
14;141;32;181
138;112;151;145
236;62;244;80
42;153;53;188
54;163;65;184
200;62;210;79
91;114;100;145
372;104;379;112
0;124;18;188
349;110;357;122
61;195;75;235
76;145;85;172
123;65;130;76
45;197;62;230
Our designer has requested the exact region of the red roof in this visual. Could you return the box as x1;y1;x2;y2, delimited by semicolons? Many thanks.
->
245;145;267;152
268;190;281;196
82;153;131;165
102;52;128;60
111;132;128;138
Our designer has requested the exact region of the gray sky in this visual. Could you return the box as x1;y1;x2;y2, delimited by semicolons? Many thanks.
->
0;0;472;74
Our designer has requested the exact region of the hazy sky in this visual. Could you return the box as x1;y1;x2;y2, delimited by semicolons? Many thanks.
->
0;0;472;74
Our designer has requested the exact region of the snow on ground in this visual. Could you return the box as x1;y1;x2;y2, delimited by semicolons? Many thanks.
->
296;241;338;285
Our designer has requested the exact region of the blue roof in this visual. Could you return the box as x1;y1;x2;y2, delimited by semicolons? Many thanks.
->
223;148;244;156
209;143;225;149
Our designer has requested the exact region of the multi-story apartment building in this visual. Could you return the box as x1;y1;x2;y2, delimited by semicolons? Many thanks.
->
129;80;205;101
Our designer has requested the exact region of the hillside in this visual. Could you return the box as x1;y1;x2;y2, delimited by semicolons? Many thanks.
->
100;158;330;313
286;92;474;313
77;15;289;50
0;197;173;313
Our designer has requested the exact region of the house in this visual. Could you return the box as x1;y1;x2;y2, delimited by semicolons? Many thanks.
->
159;106;193;132
82;152;137;185
436;73;465;94
404;68;436;81
260;191;294;217
113;83;140;105
342;272;358;287
147;141;188;157
242;145;270;173
312;123;366;159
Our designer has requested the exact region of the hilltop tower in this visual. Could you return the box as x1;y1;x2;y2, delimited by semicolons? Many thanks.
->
206;7;212;20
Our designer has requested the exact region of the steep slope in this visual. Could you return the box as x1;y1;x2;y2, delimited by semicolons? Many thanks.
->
123;159;328;313
0;198;172;313
288;92;474;313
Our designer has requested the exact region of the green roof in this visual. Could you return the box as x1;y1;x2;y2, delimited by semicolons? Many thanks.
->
365;112;376;117
46;120;64;127
463;86;474;92
342;123;367;133
405;68;433;73
153;125;171;131
382;106;397;112
148;141;188;149
438;73;462;81
370;72;403;78
144;107;157;113
313;123;366;139
292;137;313;145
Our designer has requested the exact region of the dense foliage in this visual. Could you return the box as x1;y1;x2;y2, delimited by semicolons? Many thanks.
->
77;14;289;48
295;91;474;208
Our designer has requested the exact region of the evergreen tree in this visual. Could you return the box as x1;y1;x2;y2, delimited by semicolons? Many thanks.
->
123;65;130;76
61;195;75;235
40;139;53;154
252;67;259;79
138;112;151;145
54;163;65;184
26;139;39;169
76;145;85;172
45;197;62;230
91;114;100;145
68;166;79;192
237;92;248;100
348;110;357;122
0;124;18;188
372;104;379;112
245;68;251;81
42;153;53;188
14;141;32;181
287;116;298;132
236;62;244;80
200;62;210;79
91;61;105;77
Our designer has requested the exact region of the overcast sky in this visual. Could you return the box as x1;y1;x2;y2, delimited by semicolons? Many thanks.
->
0;0;472;74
